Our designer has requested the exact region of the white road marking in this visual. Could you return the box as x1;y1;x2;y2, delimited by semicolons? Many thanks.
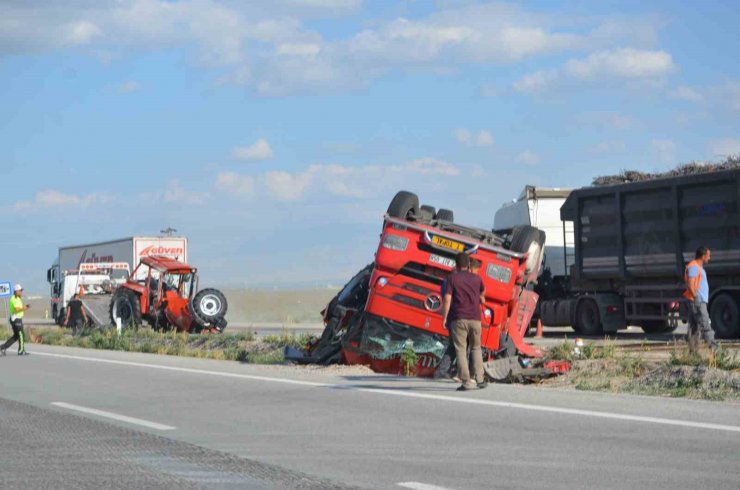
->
398;482;455;490
51;402;176;431
36;351;740;434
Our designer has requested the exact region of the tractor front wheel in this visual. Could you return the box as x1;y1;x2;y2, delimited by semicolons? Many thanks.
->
191;288;228;327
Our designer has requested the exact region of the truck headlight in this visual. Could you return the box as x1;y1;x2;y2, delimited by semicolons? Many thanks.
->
382;234;409;251
377;277;388;288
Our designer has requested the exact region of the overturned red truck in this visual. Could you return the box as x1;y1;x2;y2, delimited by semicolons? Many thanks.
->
292;191;556;379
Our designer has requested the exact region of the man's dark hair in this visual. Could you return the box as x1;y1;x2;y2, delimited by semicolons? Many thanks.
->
456;252;470;269
695;246;710;259
72;293;79;299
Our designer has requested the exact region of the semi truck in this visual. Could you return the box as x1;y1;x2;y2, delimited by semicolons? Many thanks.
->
47;236;188;325
494;168;740;338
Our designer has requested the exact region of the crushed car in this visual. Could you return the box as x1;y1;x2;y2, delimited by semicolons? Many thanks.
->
288;191;566;381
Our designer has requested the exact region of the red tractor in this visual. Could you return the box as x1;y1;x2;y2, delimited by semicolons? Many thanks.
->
109;255;228;332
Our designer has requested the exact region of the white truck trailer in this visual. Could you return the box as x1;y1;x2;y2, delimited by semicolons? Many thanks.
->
47;236;188;325
494;186;575;278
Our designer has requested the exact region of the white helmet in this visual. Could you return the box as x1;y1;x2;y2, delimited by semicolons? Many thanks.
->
13;284;23;292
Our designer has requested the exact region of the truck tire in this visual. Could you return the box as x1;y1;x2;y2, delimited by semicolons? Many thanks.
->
387;191;420;220
109;288;142;330
420;204;436;221
510;226;545;277
575;299;602;336
435;208;454;222
710;293;740;339
191;288;228;323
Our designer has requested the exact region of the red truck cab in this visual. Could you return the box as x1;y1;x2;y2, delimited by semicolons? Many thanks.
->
337;191;546;376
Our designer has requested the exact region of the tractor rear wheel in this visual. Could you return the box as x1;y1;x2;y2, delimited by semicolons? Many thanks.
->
109;288;142;330
435;208;454;222
420;204;436;220
387;191;420;220
191;288;228;324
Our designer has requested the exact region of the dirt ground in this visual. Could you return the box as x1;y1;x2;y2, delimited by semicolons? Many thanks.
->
1;289;339;323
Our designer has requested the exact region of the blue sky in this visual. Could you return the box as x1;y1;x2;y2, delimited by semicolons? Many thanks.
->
1;0;739;293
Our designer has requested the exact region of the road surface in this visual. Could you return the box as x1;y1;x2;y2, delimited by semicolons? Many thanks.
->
1;344;738;489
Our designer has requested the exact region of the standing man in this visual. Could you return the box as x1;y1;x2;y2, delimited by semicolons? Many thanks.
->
1;284;30;356
442;252;486;391
683;246;718;353
65;293;88;336
434;263;462;381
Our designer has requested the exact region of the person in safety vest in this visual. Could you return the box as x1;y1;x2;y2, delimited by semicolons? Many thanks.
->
1;284;31;356
683;246;718;353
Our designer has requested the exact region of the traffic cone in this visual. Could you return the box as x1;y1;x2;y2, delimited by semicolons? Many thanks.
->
534;318;544;338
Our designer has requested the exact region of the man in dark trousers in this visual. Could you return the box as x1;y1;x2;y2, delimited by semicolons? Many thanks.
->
65;293;89;336
684;246;718;353
442;253;486;391
1;284;30;356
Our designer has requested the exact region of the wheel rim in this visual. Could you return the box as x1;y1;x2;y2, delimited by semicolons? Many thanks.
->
199;294;222;316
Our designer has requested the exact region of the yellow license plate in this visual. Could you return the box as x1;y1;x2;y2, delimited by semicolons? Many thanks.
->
431;235;465;252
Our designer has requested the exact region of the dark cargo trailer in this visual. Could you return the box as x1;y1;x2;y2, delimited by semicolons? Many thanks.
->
539;168;740;338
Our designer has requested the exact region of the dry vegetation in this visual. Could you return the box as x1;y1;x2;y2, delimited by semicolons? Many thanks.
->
543;340;740;401
28;326;315;364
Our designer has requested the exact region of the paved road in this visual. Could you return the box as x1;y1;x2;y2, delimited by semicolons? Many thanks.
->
2;345;739;489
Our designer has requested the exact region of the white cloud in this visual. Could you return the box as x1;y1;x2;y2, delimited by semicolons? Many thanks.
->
720;81;740;112
64;20;102;46
119;80;141;93
517;150;540;165
669;85;703;102
232;138;274;161
276;43;321;56
564;48;675;80
651;139;677;164
576;111;634;130
589;140;627;154
215;171;255;196
453;128;494;147
0;2;668;96
14;190;111;210
514;48;676;94
512;69;558;94
480;84;497;97
163;180;208;204
709;138;740;157
214;157;460;202
264;170;314;201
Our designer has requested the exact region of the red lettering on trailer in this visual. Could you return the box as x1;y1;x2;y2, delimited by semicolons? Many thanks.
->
139;245;184;257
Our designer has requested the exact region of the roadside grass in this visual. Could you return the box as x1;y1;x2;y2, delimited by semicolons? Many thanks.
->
547;340;740;401
28;326;314;365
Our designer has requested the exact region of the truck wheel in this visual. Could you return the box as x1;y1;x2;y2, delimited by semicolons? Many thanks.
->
435;208;454;222
192;288;228;322
575;299;602;336
710;293;740;339
420;204;436;221
510;226;545;277
387;191;420;220
109;288;142;330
